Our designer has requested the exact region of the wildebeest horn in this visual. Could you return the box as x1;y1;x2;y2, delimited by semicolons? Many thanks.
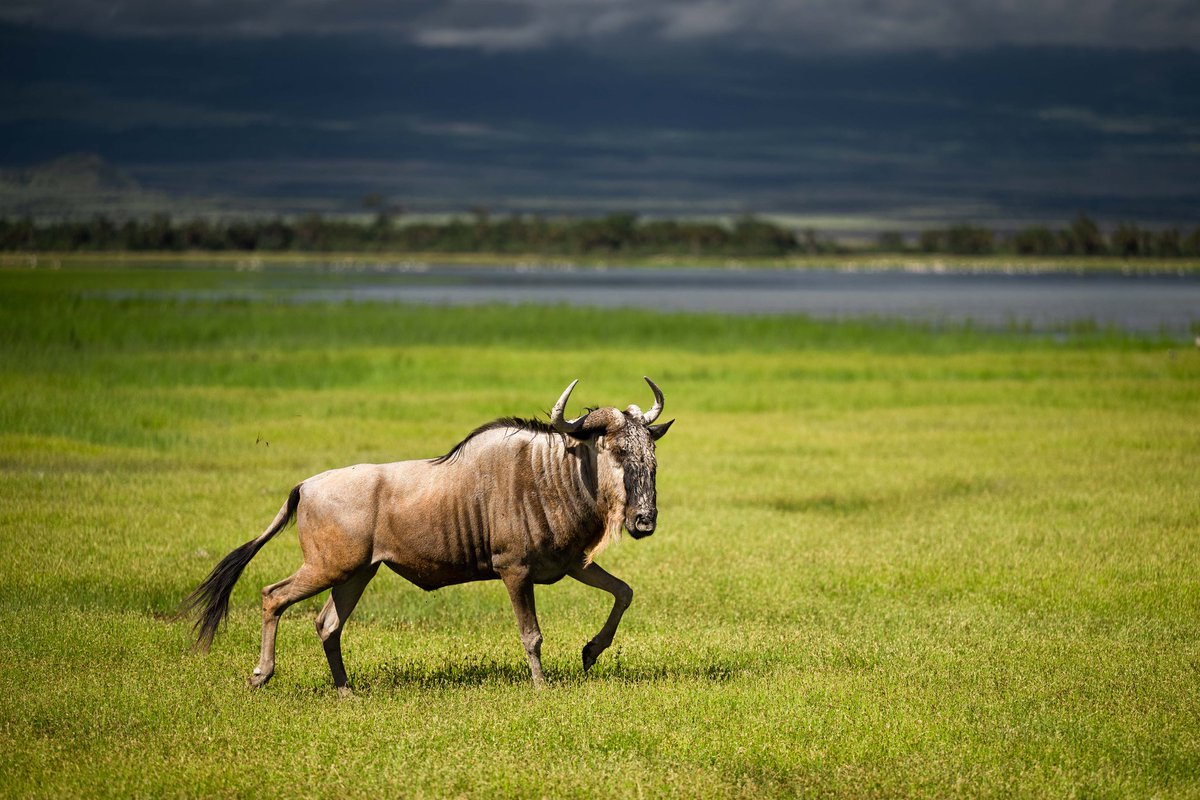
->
641;376;665;424
550;379;585;433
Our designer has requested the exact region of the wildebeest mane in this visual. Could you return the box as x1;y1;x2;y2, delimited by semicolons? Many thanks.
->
431;416;564;465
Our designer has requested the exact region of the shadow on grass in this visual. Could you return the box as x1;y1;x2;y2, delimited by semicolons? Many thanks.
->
766;493;877;515
346;653;747;693
745;475;1007;517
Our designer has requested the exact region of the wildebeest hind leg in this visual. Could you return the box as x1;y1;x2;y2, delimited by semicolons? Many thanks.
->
250;564;335;688
568;563;633;673
314;563;380;696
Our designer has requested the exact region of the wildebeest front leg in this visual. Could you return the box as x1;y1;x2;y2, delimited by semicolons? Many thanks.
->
501;571;547;688
314;563;380;696
568;563;633;673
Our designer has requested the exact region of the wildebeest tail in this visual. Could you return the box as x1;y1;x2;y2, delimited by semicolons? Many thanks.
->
182;484;302;652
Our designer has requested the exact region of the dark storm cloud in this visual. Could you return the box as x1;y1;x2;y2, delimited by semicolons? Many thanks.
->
2;0;1198;225
2;0;1199;51
4;19;1197;222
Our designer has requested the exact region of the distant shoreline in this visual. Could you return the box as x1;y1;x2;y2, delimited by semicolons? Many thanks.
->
5;250;1200;276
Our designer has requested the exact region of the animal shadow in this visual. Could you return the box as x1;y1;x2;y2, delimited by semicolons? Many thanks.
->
348;653;745;693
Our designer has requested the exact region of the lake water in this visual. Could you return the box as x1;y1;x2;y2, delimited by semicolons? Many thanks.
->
269;265;1200;334
106;262;1200;334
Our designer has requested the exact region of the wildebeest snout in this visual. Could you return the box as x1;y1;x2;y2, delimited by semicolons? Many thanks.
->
631;509;657;537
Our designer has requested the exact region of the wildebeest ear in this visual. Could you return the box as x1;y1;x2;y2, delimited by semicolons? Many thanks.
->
647;419;674;440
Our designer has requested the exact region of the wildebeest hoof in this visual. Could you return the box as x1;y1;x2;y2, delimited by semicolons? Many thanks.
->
336;685;354;699
247;670;272;689
582;641;602;672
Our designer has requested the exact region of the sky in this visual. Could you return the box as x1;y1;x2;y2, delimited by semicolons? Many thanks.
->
2;1;1199;225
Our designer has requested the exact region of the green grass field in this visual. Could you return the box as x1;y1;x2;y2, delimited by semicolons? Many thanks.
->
2;261;1198;797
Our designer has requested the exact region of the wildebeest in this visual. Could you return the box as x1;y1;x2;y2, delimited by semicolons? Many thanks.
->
184;378;673;692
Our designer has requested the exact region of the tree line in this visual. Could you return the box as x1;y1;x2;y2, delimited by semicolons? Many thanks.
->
909;216;1200;258
1;212;1198;258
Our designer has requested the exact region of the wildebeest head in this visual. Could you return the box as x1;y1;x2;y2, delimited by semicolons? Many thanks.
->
551;377;673;539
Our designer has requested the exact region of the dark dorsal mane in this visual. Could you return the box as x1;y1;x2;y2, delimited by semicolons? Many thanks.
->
431;416;563;465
